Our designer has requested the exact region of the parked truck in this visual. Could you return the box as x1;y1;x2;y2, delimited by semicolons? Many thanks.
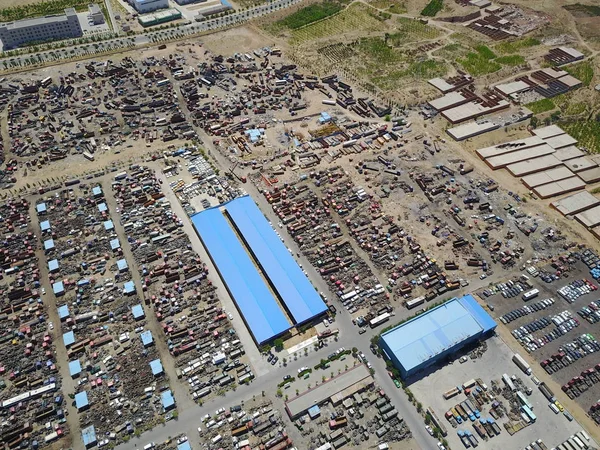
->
513;353;532;375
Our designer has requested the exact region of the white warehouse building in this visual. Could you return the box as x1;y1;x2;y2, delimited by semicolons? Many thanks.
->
0;7;83;49
129;0;170;13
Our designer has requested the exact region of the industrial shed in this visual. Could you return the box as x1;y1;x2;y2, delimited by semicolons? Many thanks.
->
225;196;327;325
531;124;565;139
564;156;598;173
379;295;496;379
533;176;585;199
506;154;563;177
446;121;499;141
575;205;600;229
191;206;291;345
551;191;600;216
521;166;575;189
578;167;600;184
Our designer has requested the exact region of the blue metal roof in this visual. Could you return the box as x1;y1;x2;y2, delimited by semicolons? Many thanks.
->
75;391;89;410
40;220;51;231
104;220;114;231
110;238;120;250
81;425;96;447
69;359;81;377
226;196;327;324
52;281;64;295
36;203;47;213
124;281;136;294
191;207;290;344
177;442;191;450
161;390;175;410
150;359;163;376
43;239;55;250
92;186;103;196
48;259;59;272
380;295;496;374
140;330;153;346
63;331;75;347
132;304;144;319
117;259;128;271
98;203;107;213
58;304;70;319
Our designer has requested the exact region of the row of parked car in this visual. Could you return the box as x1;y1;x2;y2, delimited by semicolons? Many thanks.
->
558;279;597;303
499;298;556;324
577;300;600;324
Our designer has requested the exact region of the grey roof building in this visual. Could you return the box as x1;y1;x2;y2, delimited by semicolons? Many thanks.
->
0;7;82;49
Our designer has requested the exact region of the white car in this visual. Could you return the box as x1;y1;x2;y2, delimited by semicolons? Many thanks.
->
425;425;434;436
215;407;225;416
298;366;308;373
41;287;46;295
437;442;446;450
228;312;233;320
48;321;54;330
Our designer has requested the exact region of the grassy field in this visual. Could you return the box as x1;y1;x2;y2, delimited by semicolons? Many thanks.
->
367;0;406;13
0;0;91;21
388;17;440;43
458;45;501;76
495;55;525;66
420;0;443;16
495;37;540;55
561;120;600;152
526;98;556;114
288;3;383;44
275;2;344;30
565;60;595;86
564;3;600;17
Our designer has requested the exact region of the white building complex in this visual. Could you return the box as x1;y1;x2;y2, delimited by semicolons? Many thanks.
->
0;7;83;49
129;0;170;14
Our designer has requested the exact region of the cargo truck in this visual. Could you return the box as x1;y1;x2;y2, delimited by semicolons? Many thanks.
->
513;353;532;375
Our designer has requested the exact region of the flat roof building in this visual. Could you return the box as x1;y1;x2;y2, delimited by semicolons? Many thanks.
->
446;121;500;141
75;391;89;411
551;191;600;216
0;7;82;50
132;304;144;320
63;331;75;348
69;359;82;378
533;176;585;199
140;330;154;347
284;365;373;419
161;390;175;411
575;205;600;229
81;425;96;448
380;295;496;379
150;359;164;376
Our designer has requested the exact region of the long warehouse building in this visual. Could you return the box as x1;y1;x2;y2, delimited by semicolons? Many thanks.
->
191;196;327;344
191;207;290;344
226;195;328;324
379;295;496;379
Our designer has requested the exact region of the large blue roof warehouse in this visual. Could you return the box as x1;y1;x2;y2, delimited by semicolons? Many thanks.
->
226;196;327;324
379;295;496;379
191;206;290;344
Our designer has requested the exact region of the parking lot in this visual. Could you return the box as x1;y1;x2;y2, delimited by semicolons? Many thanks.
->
410;336;589;450
479;253;600;414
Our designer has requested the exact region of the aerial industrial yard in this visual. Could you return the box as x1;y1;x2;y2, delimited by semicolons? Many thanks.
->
1;0;600;449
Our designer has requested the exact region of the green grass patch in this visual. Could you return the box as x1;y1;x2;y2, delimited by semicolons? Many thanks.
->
390;17;440;42
357;37;402;63
495;55;525;66
276;2;343;29
526;98;556;114
0;0;91;21
475;45;496;60
495;37;540;55
561;120;600;153
565;60;594;86
458;54;500;76
564;3;600;17
421;0;443;16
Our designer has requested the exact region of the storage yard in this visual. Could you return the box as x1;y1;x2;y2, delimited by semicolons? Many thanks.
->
1;0;600;447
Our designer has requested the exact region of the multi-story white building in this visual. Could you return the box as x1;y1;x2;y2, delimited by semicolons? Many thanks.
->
0;7;83;50
129;0;169;14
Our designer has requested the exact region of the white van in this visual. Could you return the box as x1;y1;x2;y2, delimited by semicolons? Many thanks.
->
211;434;222;444
549;403;560;414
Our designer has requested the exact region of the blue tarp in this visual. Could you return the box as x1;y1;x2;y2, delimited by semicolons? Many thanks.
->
226;196;327;324
69;359;81;377
81;425;96;447
63;331;75;347
75;391;89;410
191;207;290;344
132;304;144;319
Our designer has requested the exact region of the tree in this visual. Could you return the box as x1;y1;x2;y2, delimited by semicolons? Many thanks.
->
529;116;539;129
274;338;284;351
